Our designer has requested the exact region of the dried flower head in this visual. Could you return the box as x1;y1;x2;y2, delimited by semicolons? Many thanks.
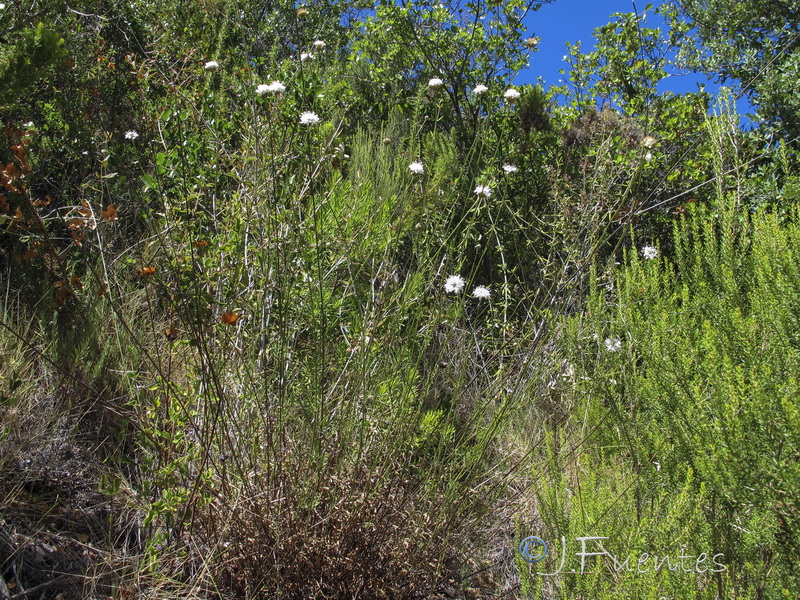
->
642;135;657;149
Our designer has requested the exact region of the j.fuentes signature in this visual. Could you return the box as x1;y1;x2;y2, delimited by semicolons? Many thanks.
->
519;536;727;575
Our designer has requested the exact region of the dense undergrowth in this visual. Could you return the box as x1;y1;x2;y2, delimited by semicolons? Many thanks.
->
1;0;799;598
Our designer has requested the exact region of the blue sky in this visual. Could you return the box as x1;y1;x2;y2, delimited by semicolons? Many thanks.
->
513;0;753;117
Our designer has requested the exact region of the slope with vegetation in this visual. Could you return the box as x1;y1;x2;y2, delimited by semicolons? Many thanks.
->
1;0;798;598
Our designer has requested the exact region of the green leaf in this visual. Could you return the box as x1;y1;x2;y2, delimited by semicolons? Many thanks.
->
142;173;158;191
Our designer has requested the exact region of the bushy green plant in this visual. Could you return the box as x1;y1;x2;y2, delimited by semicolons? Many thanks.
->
0;22;67;108
550;129;800;597
4;0;800;598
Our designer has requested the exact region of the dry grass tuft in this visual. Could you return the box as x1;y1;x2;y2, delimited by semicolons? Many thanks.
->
180;463;465;599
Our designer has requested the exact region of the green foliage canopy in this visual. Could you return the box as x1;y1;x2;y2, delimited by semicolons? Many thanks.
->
663;0;800;140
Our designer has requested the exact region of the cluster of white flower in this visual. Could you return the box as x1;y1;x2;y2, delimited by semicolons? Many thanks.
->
312;40;326;51
474;185;492;198
641;245;658;260
642;135;657;149
444;275;465;294
428;77;444;89
503;88;521;102
443;275;490;299
124;130;139;140
472;285;490;299
502;164;518;174
256;81;286;95
300;52;314;62
204;60;219;71
299;111;320;125
604;337;622;353
472;84;489;96
409;161;424;175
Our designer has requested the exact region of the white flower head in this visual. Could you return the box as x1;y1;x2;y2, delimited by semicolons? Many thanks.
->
299;111;320;125
604;337;622;353
642;135;657;149
641;245;658;260
523;36;540;48
409;161;424;175
0;4;6;9
300;52;314;62
503;88;521;102
428;77;444;89
312;40;326;51
474;184;493;198
204;60;219;71
256;81;286;96
472;84;489;96
472;285;490;299
124;130;139;140
444;275;466;294
502;163;518;174
645;151;653;161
